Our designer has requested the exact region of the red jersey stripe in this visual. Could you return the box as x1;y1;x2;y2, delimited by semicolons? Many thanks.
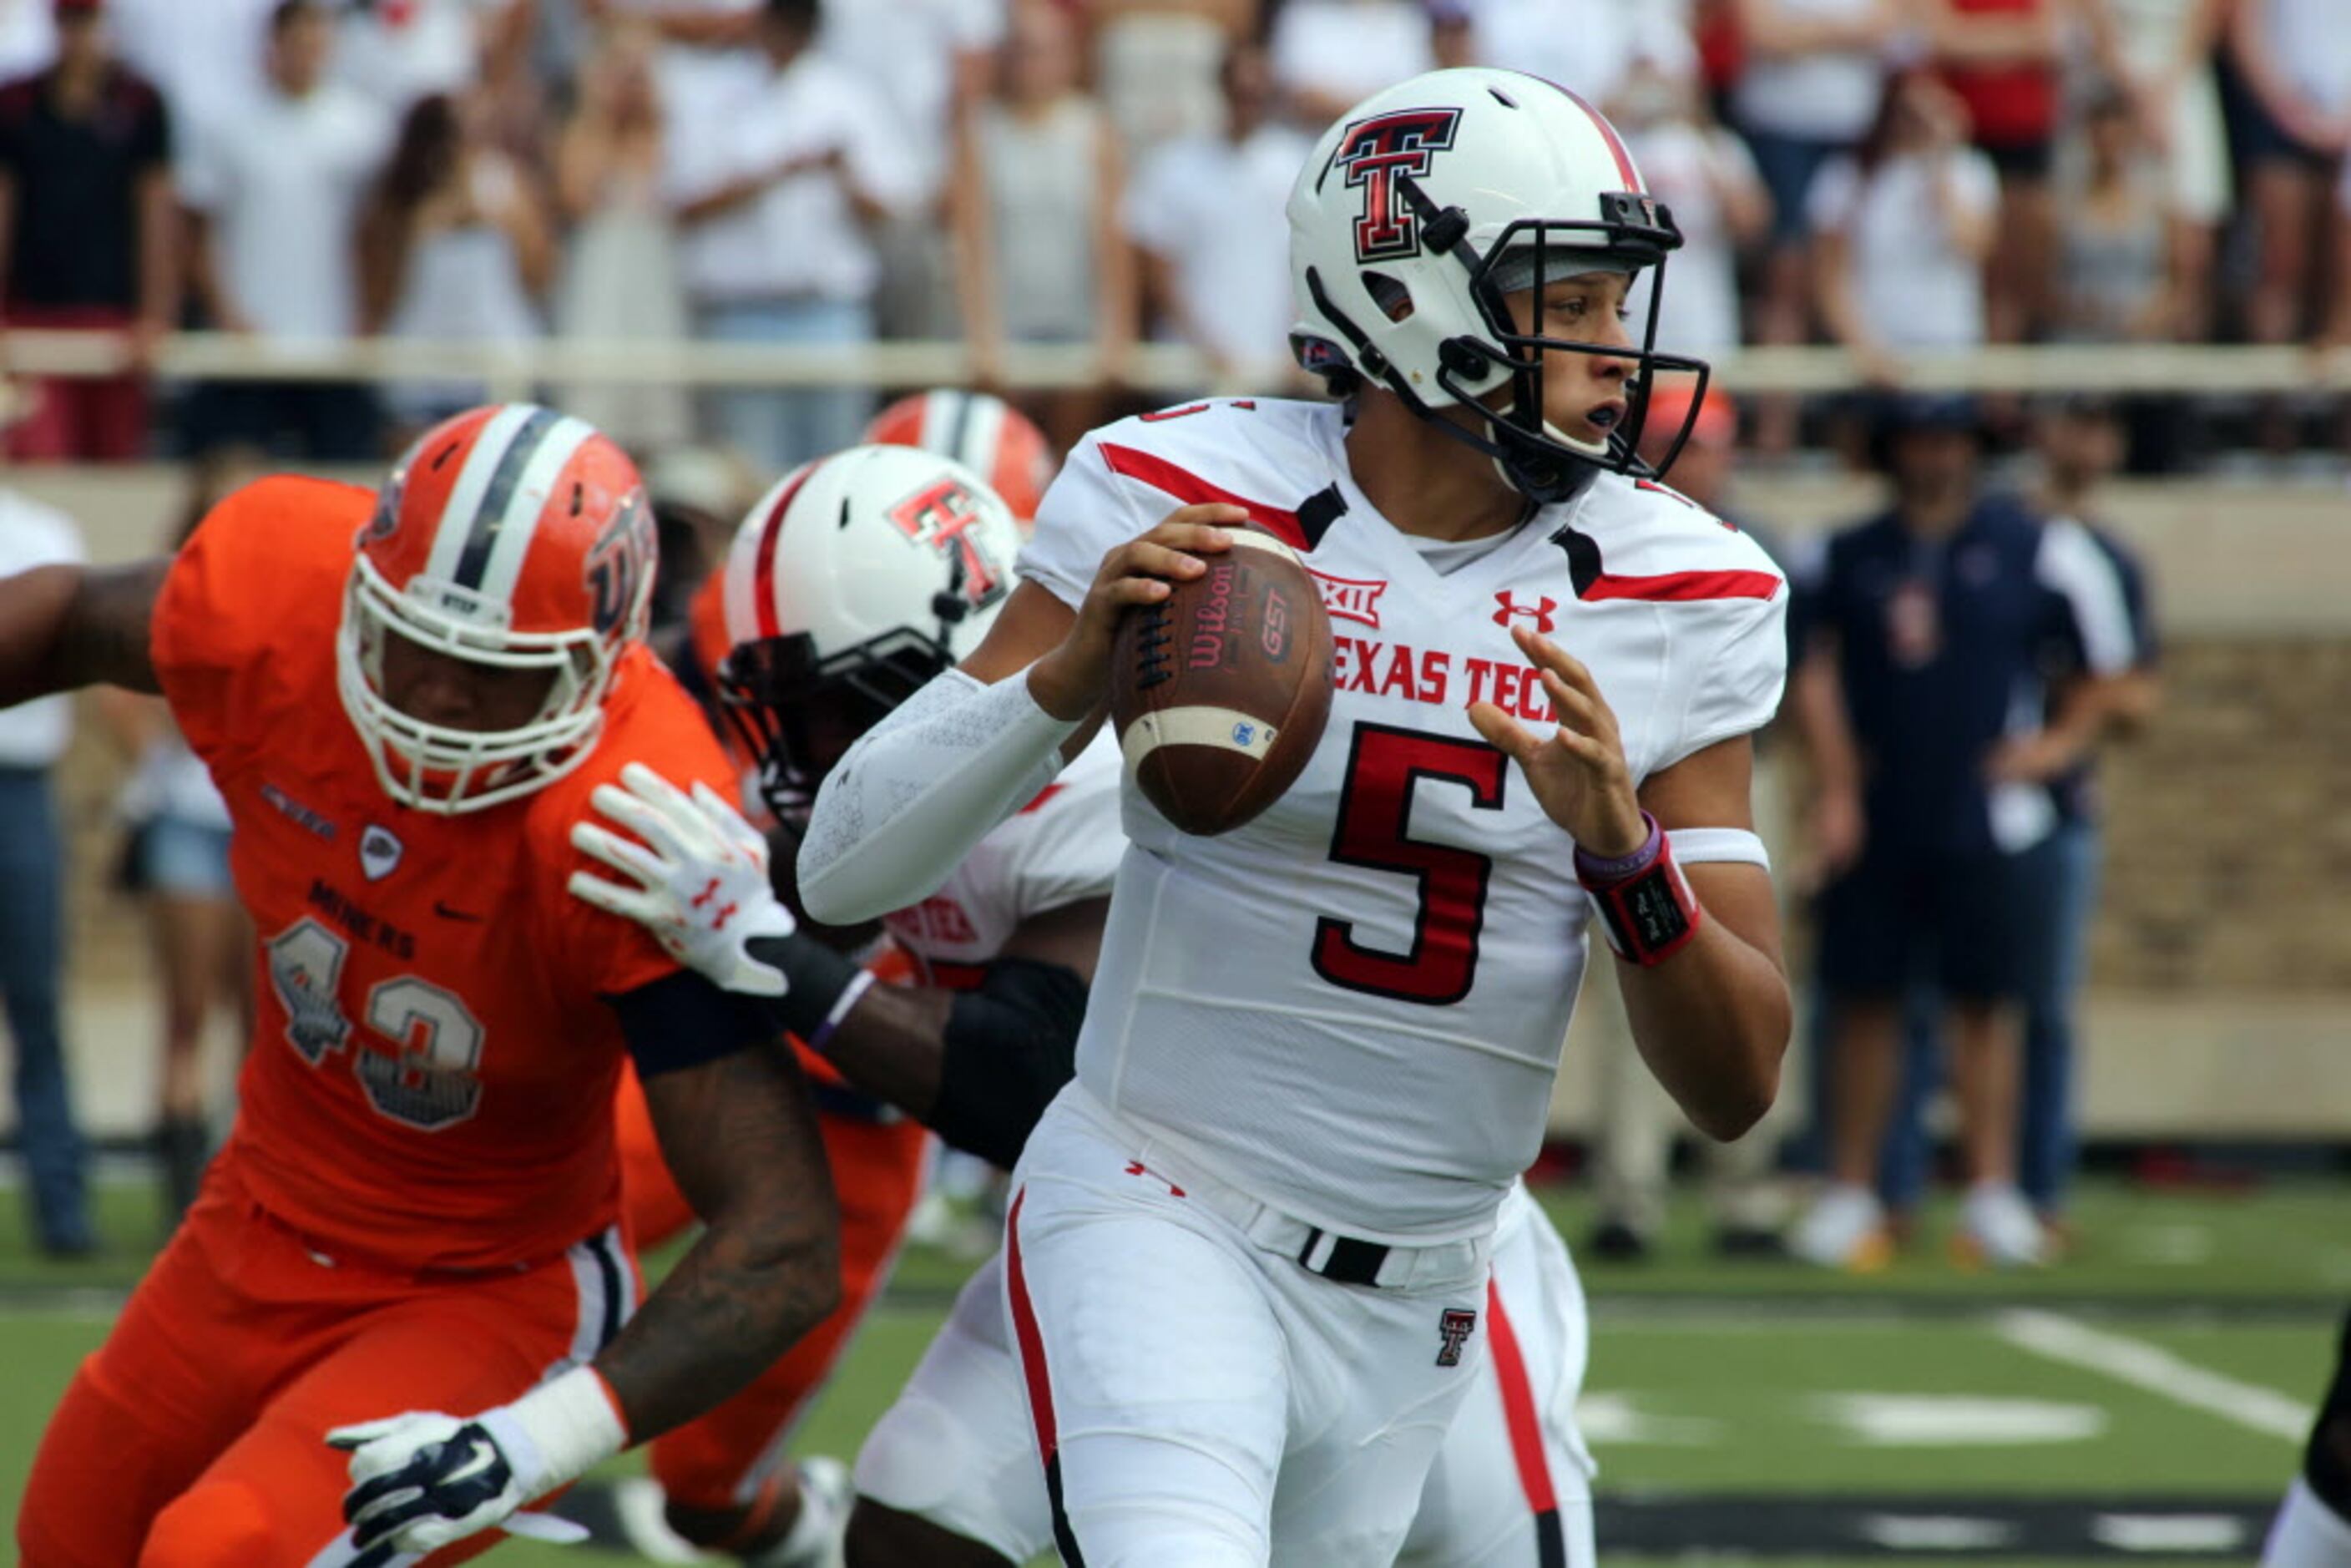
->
1583;569;1781;604
1095;443;1309;551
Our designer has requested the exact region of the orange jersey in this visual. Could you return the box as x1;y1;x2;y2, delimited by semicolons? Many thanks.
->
153;475;741;1272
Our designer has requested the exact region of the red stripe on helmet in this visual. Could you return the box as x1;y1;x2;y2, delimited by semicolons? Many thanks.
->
751;459;825;640
1555;83;1641;191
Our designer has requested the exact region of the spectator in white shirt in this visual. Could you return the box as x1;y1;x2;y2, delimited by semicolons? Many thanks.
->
670;0;920;473
1267;0;1431;128
1728;0;1898;452
357;90;555;435
2096;0;2229;341
1088;0;1257;161
1125;36;1312;384
334;0;523;116
179;0;392;459
1810;69;1999;388
953;0;1135;446
103;0;279;138
1618;63;1771;357
1444;0;1698;114
821;0;1004;337
554;18;692;453
0;480;93;1257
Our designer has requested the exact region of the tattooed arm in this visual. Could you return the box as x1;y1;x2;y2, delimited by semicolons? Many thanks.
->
599;1034;840;1436
0;559;166;705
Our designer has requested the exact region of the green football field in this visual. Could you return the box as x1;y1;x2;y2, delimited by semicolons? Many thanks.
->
3;1174;2341;1564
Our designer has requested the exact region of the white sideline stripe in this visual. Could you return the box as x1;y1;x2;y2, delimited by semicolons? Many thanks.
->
1120;705;1281;771
1994;1308;2313;1441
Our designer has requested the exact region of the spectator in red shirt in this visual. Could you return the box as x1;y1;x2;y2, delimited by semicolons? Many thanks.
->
1919;0;2067;342
0;0;176;461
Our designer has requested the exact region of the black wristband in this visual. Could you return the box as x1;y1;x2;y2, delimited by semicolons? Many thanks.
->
1583;831;1703;968
746;933;867;1042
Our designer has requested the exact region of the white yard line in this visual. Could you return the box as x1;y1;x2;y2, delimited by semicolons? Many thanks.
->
1994;1308;2315;1442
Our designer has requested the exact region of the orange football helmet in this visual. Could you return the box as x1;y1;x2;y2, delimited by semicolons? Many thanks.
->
336;403;657;814
862;389;1054;529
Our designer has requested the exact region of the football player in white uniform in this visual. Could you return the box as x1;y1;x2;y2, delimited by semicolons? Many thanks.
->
791;66;1792;1565
572;446;1120;1565
593;429;1614;1567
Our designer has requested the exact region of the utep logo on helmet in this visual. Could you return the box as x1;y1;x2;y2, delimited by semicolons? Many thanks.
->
1328;106;1463;262
890;478;1006;609
585;489;654;635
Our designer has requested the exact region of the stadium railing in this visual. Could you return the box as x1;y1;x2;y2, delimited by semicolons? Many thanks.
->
11;331;2351;397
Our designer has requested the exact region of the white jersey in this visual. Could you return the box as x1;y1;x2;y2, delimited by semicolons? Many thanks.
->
1019;399;1786;1240
883;729;1125;981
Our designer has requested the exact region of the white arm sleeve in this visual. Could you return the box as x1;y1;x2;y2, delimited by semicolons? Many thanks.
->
796;667;1083;926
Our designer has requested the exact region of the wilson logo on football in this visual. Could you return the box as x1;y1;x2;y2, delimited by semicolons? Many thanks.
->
1329;106;1463;262
889;478;1007;609
1307;570;1387;630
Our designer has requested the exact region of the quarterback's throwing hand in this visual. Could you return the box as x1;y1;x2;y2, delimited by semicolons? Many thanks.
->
569;761;794;996
1026;503;1243;719
1467;625;1647;857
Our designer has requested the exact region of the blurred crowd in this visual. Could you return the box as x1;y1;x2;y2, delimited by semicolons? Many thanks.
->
2;0;2348;471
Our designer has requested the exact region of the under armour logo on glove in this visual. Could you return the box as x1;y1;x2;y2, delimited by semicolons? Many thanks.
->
569;762;794;996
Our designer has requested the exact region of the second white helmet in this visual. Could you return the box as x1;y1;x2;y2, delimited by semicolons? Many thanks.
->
717;443;1023;819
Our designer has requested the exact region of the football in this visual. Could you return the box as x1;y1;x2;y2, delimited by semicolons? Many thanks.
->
1109;523;1333;836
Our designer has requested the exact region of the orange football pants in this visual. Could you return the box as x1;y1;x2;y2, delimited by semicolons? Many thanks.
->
18;1156;636;1568
616;1065;931;1518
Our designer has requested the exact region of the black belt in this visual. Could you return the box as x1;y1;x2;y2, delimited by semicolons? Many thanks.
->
1297;1226;1389;1287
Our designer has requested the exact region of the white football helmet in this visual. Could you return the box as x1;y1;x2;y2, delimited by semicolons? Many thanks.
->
1287;67;1710;501
716;444;1021;822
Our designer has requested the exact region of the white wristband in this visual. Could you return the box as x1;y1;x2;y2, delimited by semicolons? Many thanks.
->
1667;827;1770;869
480;1364;628;1496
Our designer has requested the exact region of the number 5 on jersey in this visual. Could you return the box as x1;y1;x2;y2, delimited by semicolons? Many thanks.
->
1312;723;1509;1005
267;918;485;1130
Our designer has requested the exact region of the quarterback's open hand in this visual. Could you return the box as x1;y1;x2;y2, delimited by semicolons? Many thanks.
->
1467;625;1647;857
328;1409;587;1563
569;761;794;996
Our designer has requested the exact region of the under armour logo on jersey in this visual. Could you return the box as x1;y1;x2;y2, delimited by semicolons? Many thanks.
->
360;825;404;882
1493;592;1559;634
1436;1308;1477;1368
1328;106;1462;261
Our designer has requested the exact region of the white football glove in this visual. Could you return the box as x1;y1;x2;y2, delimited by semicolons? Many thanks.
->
569;761;794;997
327;1366;624;1561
